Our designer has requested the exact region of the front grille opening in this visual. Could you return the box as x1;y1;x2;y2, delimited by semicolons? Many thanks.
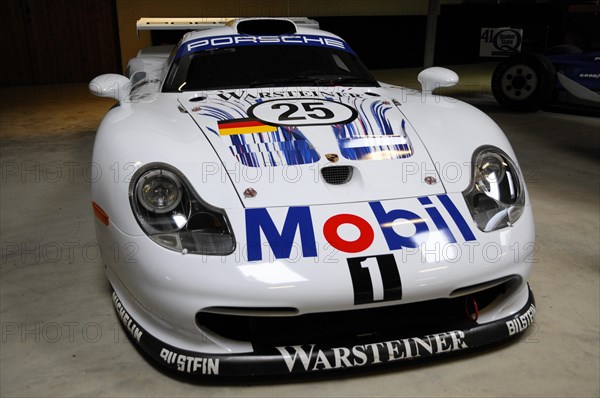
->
196;280;513;347
201;306;299;317
450;275;521;298
321;166;353;185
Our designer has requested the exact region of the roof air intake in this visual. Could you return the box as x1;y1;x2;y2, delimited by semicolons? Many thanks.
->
236;19;296;35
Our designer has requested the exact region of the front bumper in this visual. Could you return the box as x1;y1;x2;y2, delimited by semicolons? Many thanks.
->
111;283;535;377
100;192;536;376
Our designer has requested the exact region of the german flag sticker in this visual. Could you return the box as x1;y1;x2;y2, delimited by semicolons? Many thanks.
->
218;119;278;135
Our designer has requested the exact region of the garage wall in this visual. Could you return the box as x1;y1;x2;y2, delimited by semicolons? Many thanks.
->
0;0;121;86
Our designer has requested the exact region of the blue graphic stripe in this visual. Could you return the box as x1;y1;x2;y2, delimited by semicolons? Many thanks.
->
336;142;412;161
193;100;319;167
423;206;457;244
437;194;477;241
199;105;244;121
371;101;394;135
228;127;319;167
332;99;414;161
193;103;318;167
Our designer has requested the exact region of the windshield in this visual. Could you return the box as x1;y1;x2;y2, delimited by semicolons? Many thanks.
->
163;43;379;92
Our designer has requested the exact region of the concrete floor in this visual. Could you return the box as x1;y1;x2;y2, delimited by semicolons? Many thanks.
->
1;66;598;397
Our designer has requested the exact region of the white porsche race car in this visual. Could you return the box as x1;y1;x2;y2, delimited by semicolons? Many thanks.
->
90;17;536;377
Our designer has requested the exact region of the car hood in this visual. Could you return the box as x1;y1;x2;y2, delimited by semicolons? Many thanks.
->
178;87;445;208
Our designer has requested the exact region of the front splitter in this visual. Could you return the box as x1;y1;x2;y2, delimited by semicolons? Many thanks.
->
111;286;535;377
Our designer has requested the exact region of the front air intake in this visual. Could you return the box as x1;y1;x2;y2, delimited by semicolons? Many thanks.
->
321;166;353;185
195;281;510;346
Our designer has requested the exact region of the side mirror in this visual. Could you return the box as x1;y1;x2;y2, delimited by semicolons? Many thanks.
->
89;74;131;101
417;67;459;95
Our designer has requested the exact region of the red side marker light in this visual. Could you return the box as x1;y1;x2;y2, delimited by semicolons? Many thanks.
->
92;201;109;226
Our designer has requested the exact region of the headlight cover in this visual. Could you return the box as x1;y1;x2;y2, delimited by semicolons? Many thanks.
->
137;169;182;213
130;164;235;255
463;147;525;232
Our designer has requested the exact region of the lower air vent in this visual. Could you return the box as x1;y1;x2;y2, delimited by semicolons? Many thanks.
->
195;281;512;346
450;275;521;298
199;306;299;317
321;166;353;185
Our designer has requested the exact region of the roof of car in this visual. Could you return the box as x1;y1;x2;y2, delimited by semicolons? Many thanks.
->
179;18;343;43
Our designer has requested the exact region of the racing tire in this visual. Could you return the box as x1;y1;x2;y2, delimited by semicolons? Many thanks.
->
491;53;556;112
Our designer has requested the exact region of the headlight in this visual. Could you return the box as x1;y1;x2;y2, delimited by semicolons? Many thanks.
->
463;147;525;232
137;169;182;213
130;164;235;255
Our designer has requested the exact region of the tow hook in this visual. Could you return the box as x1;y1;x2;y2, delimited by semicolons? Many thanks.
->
465;296;479;321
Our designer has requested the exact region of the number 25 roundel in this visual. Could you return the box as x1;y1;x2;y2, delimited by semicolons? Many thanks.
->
248;98;358;126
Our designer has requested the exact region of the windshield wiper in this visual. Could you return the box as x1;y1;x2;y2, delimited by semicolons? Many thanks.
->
249;74;376;88
312;75;376;86
249;75;317;87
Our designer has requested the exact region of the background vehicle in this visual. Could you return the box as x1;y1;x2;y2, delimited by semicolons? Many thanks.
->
492;46;600;113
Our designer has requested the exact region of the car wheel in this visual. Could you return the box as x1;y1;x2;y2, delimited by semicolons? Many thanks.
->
491;53;556;111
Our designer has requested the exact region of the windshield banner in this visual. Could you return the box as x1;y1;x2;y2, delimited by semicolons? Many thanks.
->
177;34;356;59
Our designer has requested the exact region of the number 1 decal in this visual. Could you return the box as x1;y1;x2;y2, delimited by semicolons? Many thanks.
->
347;254;402;305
